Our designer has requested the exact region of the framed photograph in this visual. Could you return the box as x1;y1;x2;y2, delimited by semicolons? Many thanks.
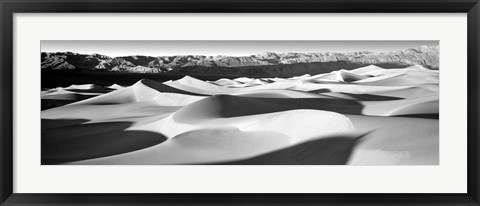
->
1;0;479;205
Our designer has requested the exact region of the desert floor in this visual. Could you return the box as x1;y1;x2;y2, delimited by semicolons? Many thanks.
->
41;65;439;165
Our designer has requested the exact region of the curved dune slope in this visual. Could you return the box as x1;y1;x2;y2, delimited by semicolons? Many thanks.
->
41;65;439;165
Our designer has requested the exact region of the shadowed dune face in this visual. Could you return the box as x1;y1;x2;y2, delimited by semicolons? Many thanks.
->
172;94;364;124
41;119;167;164
213;136;358;165
41;64;439;165
42;97;90;111
331;93;404;101
41;85;115;110
140;78;207;96
64;128;362;165
65;88;113;93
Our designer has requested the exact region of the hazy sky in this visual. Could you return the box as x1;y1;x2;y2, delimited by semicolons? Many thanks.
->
41;40;438;57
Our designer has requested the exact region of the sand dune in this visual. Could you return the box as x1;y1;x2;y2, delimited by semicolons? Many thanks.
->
41;84;114;110
41;65;439;165
107;83;125;90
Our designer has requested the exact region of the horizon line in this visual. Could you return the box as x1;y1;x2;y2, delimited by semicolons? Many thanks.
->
41;45;439;58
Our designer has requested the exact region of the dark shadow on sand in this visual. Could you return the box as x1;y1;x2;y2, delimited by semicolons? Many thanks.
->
241;96;364;116
393;113;439;119
141;79;208;96
305;88;331;93
173;94;365;124
41;93;98;110
65;88;114;93
41;119;168;165
211;135;364;165
337;93;404;101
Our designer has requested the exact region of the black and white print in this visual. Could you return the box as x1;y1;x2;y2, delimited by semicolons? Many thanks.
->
41;40;439;165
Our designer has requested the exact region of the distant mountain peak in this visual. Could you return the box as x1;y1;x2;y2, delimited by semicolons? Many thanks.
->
255;51;279;59
41;45;439;75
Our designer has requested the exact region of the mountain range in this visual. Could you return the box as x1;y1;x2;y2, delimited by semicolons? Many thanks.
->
41;45;439;77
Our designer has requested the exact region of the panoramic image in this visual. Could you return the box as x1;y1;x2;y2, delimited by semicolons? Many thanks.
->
41;40;439;165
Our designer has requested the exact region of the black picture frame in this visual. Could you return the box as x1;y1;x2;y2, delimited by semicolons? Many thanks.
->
1;0;479;205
